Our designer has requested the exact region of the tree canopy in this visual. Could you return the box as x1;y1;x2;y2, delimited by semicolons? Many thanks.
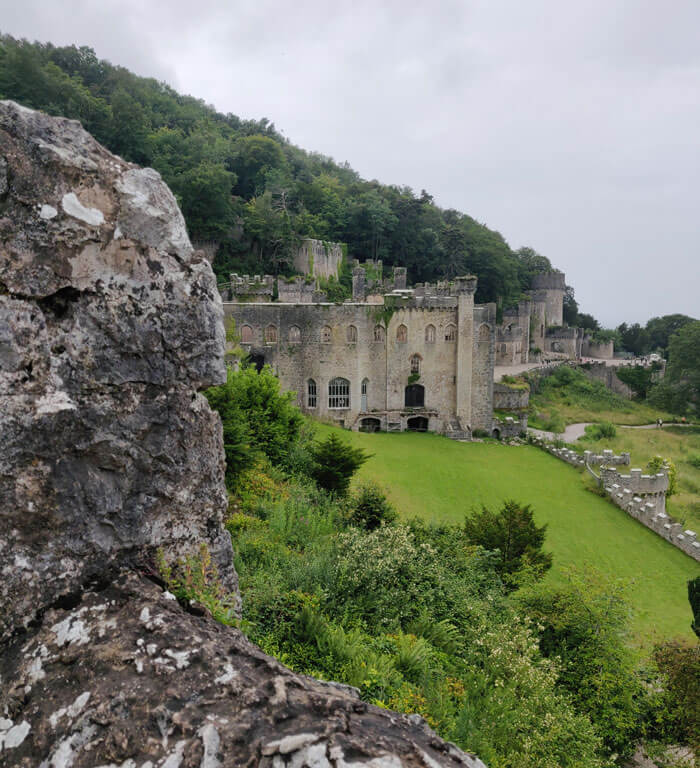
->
0;34;556;304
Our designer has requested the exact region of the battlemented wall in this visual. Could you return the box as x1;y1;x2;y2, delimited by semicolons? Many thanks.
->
493;382;529;411
530;435;699;562
544;326;583;358
220;274;274;302
294;238;345;279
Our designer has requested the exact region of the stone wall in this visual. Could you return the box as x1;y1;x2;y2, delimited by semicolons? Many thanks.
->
277;276;327;303
220;273;275;302
580;361;633;398
493;382;530;411
544;326;583;358
530;271;565;327
294;238;344;279
581;336;614;359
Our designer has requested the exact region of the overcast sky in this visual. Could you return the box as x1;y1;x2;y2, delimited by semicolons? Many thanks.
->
3;0;699;325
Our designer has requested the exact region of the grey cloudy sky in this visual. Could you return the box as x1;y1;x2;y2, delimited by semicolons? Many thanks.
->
3;0;699;325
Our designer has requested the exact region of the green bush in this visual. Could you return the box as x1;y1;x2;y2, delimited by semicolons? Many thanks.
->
583;422;617;441
463;500;552;589
348;484;397;530
646;455;678;496
309;432;369;495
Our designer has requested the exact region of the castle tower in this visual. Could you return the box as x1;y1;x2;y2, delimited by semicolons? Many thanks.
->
352;266;366;301
530;271;565;327
455;276;477;430
517;298;531;363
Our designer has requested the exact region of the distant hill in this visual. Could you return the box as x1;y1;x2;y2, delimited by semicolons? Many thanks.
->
0;33;556;303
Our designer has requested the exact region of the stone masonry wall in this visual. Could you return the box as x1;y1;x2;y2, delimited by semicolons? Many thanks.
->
294;238;344;279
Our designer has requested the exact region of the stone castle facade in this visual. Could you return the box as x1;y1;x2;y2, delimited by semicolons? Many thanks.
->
222;270;496;437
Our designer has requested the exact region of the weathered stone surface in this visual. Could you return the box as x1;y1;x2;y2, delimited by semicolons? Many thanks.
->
0;99;232;642
0;101;486;767
0;574;485;767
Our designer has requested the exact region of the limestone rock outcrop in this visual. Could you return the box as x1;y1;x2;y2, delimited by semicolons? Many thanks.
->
0;101;485;768
0;99;233;642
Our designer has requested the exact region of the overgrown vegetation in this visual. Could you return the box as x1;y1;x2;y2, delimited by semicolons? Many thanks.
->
170;365;700;766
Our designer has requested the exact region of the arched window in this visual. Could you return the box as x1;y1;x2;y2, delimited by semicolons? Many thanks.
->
501;343;507;355
240;324;253;344
361;378;369;396
445;324;456;342
410;354;421;375
328;377;350;409
373;325;385;342
347;325;357;343
307;379;317;408
396;324;408;343
288;325;301;343
265;324;277;343
425;324;435;343
321;325;332;343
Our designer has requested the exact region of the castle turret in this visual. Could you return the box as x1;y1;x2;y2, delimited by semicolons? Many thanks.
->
530;271;565;327
352;266;366;301
455;276;477;431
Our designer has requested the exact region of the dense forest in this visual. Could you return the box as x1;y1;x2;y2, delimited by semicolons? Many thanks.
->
0;34;556;305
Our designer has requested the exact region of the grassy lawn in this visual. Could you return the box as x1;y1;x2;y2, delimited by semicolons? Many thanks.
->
579;425;700;533
313;422;699;651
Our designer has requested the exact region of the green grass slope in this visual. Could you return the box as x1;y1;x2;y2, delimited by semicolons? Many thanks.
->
314;423;698;649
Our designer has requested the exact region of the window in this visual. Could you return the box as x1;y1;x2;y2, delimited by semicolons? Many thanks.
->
445;324;456;342
410;354;421;375
321;325;332;343
361;378;368;396
307;379;317;408
501;343;507;355
425;324;435;343
289;325;301;343
328;377;350;409
265;324;277;343
373;325;385;342
396;324;408;343
240;324;253;344
347;325;357;343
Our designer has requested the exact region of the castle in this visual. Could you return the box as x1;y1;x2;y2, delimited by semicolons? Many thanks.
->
220;239;591;437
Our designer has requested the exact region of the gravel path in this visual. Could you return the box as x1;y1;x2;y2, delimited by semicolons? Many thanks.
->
528;421;692;442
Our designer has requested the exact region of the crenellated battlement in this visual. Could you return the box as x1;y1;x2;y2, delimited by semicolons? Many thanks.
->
530;271;566;291
277;276;327;303
219;273;274;302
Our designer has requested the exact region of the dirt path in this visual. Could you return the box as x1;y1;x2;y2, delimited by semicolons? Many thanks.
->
529;421;693;442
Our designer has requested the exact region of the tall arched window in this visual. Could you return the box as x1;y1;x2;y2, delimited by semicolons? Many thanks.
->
445;324;457;342
307;379;317;408
265;324;277;343
373;325;385;342
328;377;350;409
361;378;369;411
347;325;357;343
396;324;408;343
288;325;301;343
425;324;435;343
321;325;332;343
240;324;253;344
410;354;421;375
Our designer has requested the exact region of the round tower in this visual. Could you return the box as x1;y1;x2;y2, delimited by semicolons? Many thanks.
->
530;271;565;327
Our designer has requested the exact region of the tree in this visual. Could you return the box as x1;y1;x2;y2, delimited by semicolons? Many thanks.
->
616;322;650;356
309;433;369;495
463;500;552;587
563;285;579;326
205;364;305;487
645;314;696;355
577;313;600;332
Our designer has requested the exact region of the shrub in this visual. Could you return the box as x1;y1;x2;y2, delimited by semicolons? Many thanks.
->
583;421;617;441
309;433;370;495
348;484;397;530
471;428;490;438
518;569;643;758
463;500;552;589
646;455;678;496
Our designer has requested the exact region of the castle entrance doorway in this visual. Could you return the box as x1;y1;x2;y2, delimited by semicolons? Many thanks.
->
404;384;425;408
407;416;429;431
249;353;265;372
